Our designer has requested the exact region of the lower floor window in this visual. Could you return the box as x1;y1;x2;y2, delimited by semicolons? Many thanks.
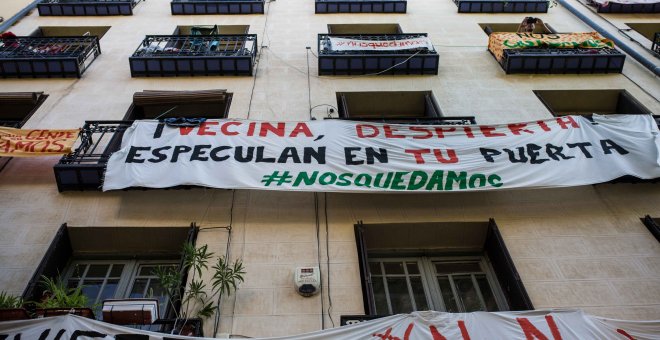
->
65;260;177;319
369;257;507;314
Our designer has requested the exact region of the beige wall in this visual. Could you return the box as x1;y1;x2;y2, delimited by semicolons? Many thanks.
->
0;0;659;338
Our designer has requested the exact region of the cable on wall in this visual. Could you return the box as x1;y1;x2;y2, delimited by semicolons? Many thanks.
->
324;192;334;327
247;0;273;118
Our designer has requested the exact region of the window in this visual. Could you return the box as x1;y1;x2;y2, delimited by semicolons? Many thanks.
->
337;91;441;119
174;25;250;35
625;23;660;53
355;220;533;315
327;23;402;34
641;215;660;243
23;224;198;320
65;260;176;319
0;92;48;128
479;22;556;35
534;89;653;117
30;26;111;39
124;90;232;120
370;257;506;314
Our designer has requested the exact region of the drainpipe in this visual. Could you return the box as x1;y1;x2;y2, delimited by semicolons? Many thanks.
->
0;0;41;33
557;0;660;77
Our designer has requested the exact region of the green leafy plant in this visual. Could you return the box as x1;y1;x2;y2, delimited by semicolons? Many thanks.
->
0;291;23;309
37;276;88;309
154;243;245;334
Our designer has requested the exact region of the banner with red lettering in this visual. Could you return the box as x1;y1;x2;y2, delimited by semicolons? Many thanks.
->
0;310;658;339
329;36;434;51
0;127;79;157
102;114;660;192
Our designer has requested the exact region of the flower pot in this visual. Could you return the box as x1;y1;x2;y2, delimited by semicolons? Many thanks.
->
0;308;30;321
36;308;95;319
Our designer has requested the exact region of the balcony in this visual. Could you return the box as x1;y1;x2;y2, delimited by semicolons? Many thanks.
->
38;0;140;16
318;33;439;76
488;33;625;74
129;35;257;77
0;36;101;78
654;32;660;54
588;0;660;13
54;121;129;192
315;0;407;13
454;0;548;13
171;0;265;14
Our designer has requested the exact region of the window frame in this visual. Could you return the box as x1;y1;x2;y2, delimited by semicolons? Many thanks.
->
123;90;233;120
368;255;509;314
336;91;443;120
533;89;653;117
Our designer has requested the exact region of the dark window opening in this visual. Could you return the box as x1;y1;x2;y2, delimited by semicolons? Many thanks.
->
479;22;556;36
625;23;660;54
23;223;199;321
355;219;533;315
337;91;441;119
534;89;652;117
30;26;111;39
124;89;232;120
174;25;250;35
328;23;403;34
0;92;48;128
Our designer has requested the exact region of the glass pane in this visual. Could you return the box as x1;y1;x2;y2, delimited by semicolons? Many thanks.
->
139;265;158;277
369;262;382;275
109;264;125;277
434;262;481;275
98;279;119;302
437;276;459;312
86;265;110;278
383;262;405;275
386;277;413;314
129;278;149;298
71;264;87;278
372;278;389;314
406;262;419;275
67;279;80;289
81;279;103;303
476;275;499;311
454;275;484;312
409;277;428;311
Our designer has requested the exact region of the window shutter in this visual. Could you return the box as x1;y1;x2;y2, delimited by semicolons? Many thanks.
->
355;221;376;315
484;218;534;311
166;222;200;318
22;223;73;301
642;215;660;242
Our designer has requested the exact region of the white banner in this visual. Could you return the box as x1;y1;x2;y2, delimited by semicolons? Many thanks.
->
592;0;659;5
1;310;659;339
103;115;660;192
329;36;434;51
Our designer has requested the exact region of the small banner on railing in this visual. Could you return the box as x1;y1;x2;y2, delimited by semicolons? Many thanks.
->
592;0;659;4
0;310;659;339
0;127;79;157
488;32;614;62
102;115;660;192
329;36;434;51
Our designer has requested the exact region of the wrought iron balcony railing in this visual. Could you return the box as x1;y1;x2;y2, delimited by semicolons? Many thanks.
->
497;47;626;74
38;0;140;16
171;0;265;14
453;0;549;13
653;32;660;55
317;33;439;75
129;35;257;77
54;121;131;191
0;36;101;78
315;0;407;13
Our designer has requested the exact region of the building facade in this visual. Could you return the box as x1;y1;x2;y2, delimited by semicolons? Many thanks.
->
0;0;659;337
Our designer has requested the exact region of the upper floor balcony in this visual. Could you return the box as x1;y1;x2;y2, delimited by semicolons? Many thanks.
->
171;0;265;14
487;32;625;74
454;0;549;13
315;0;407;13
317;33;439;76
38;0;141;16
0;36;101;78
587;0;660;13
129;35;257;77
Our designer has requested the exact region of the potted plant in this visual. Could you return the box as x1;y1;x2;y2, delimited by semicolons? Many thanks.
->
154;243;245;336
35;276;95;319
0;291;29;321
